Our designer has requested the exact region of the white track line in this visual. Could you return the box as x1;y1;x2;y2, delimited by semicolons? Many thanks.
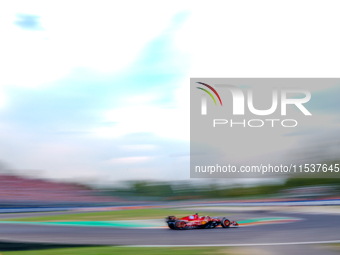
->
0;236;339;247
123;240;340;247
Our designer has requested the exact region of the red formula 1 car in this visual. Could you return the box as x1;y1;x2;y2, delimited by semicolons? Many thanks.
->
166;213;238;230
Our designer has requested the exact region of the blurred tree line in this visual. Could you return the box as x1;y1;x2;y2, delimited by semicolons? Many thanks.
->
101;177;340;201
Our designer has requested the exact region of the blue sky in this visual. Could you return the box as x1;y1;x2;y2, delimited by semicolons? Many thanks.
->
1;1;340;184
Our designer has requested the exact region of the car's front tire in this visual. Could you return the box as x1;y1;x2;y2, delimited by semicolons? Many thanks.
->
221;218;231;228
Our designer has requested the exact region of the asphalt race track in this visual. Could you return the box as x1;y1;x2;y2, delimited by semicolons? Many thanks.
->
0;212;339;246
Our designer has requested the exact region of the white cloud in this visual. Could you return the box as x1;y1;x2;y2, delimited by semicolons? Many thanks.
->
0;88;6;110
175;0;340;78
104;156;152;165
93;75;191;141
94;103;190;141
0;0;187;88
121;144;158;152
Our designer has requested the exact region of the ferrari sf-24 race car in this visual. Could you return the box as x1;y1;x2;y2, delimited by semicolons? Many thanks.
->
166;213;238;230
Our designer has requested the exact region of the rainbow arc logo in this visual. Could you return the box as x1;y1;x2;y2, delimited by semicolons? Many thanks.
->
196;82;222;106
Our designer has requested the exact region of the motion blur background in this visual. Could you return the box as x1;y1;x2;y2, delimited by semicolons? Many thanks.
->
0;1;340;255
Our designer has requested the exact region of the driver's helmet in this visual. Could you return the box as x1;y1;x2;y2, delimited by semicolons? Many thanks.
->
189;213;199;220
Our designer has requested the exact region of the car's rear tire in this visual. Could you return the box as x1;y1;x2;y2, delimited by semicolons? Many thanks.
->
221;218;231;228
166;216;177;229
168;222;175;229
174;220;187;230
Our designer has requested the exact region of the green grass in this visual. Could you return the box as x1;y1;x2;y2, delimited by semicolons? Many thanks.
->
326;243;340;253
1;246;228;255
0;208;221;222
